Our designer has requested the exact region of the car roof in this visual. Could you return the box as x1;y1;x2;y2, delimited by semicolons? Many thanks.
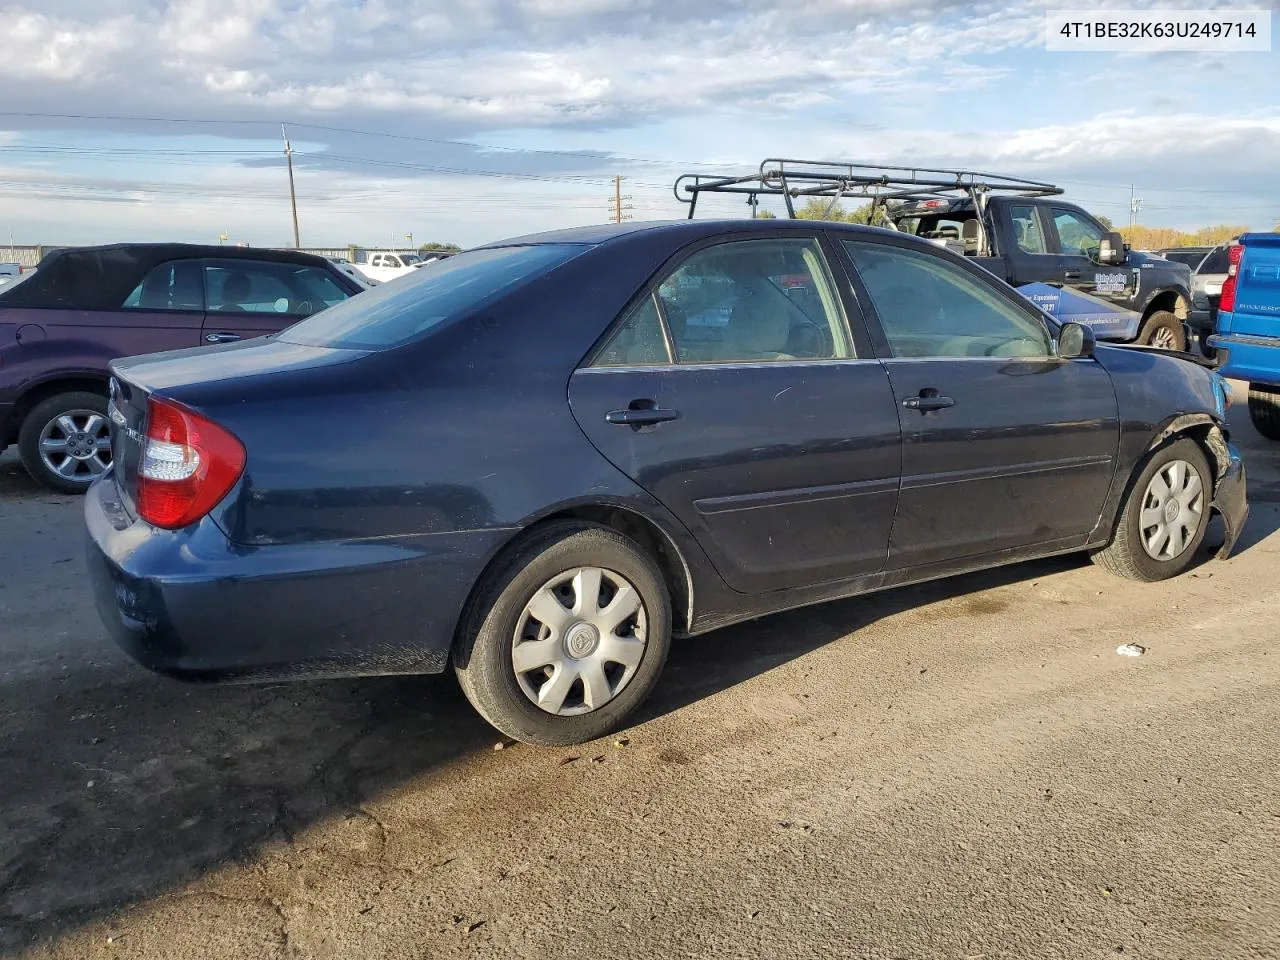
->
0;243;337;311
480;218;894;248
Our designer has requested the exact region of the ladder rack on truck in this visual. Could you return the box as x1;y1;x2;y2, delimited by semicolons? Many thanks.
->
674;158;1063;222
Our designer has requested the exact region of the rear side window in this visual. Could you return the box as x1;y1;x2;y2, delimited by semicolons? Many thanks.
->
591;295;672;366
650;238;853;364
280;244;588;350
206;261;352;317
121;261;205;312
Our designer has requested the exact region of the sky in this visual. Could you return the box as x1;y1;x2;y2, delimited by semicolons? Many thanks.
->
0;0;1276;249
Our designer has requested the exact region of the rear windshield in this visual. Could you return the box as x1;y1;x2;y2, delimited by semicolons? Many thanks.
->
279;243;588;350
1199;246;1230;274
1159;250;1208;268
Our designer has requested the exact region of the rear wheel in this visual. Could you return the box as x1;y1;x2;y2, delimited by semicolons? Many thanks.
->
1091;437;1211;582
17;391;111;494
1138;310;1186;351
454;522;671;746
1247;385;1280;441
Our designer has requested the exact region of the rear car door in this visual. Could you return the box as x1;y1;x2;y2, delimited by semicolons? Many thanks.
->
108;259;207;353
201;259;355;344
568;234;902;595
1050;206;1135;309
839;237;1119;570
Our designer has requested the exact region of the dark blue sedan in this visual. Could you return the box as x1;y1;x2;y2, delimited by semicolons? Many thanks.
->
86;220;1248;746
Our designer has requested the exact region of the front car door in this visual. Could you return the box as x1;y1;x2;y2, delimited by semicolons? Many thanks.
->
1050;205;1135;309
1000;201;1064;285
838;237;1120;571
202;259;355;344
568;233;902;595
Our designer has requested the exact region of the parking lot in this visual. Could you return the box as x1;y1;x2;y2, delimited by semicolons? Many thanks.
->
1;394;1278;960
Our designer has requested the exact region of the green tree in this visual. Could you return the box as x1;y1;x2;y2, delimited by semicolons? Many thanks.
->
419;242;462;253
756;209;778;220
1096;214;1114;231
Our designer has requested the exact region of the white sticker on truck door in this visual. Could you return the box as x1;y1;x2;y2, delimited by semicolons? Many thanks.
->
1095;272;1128;293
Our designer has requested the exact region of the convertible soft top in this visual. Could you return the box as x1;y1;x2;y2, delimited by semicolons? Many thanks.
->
0;243;333;311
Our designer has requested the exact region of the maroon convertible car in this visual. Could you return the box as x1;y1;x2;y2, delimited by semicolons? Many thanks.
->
0;243;364;492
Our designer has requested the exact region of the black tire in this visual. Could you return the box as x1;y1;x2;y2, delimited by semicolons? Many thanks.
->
17;391;111;495
1137;310;1187;351
1247;385;1280;441
1091;437;1211;582
453;522;672;747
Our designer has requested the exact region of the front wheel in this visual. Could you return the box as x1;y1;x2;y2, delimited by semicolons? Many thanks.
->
1091;437;1211;582
1247;385;1280;441
17;391;112;494
1137;310;1187;352
454;522;671;746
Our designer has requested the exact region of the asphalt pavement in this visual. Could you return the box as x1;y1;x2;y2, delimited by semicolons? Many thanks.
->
2;400;1279;960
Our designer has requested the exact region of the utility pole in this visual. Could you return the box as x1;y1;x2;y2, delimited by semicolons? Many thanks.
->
283;123;301;249
608;175;633;224
1129;184;1143;230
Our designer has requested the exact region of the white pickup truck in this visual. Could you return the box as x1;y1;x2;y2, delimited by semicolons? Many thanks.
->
357;251;426;283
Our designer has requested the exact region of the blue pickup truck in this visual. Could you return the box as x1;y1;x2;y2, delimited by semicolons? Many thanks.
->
1209;233;1280;440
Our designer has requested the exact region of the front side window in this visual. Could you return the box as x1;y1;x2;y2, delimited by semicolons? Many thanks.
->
205;261;351;317
651;238;853;364
1010;205;1049;255
121;261;204;312
280;243;588;350
844;240;1052;359
1053;209;1104;259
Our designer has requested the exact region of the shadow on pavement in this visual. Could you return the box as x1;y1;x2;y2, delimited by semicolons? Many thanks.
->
2;440;1277;951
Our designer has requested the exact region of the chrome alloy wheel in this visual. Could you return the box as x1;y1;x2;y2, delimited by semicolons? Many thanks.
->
512;567;648;716
1139;459;1205;561
38;410;112;483
1150;326;1177;350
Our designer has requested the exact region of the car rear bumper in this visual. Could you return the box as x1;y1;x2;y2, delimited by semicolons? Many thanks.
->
1212;440;1248;561
85;475;510;682
1208;333;1280;385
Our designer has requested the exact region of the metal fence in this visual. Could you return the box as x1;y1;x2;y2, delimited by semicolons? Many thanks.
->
0;245;431;269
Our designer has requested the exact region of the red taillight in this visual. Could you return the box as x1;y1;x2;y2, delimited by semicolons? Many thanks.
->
136;397;245;529
1219;242;1245;314
922;199;946;209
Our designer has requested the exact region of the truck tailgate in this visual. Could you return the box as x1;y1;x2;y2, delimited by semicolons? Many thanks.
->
1225;234;1280;338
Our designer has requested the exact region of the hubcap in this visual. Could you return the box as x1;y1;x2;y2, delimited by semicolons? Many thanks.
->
1151;327;1176;350
512;566;648;716
1139;459;1204;561
38;410;111;484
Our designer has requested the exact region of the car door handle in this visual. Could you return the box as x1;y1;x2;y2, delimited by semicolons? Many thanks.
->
1064;271;1081;279
205;332;242;343
606;406;680;426
903;394;955;412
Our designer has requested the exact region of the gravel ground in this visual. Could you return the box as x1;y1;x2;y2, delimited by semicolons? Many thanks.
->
2;397;1278;960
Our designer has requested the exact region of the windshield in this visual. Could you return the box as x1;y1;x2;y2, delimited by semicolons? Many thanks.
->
400;254;421;265
279;243;588;350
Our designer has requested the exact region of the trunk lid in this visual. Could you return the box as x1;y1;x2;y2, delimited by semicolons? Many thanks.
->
107;337;370;519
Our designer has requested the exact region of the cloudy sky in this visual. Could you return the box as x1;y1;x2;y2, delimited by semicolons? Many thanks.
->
0;0;1276;248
